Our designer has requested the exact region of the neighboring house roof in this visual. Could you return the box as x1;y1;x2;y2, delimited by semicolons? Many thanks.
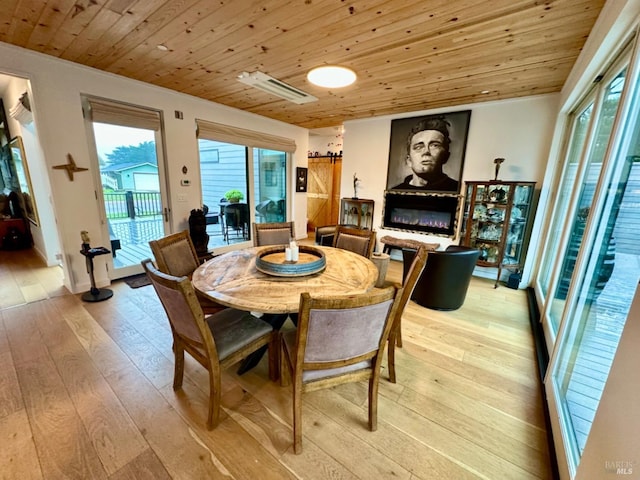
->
101;162;158;173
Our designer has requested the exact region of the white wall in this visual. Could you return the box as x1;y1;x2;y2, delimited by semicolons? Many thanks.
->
0;41;308;294
308;128;343;156
2;75;60;265
341;94;559;283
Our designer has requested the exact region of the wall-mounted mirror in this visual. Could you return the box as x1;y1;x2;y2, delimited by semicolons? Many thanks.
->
9;136;39;226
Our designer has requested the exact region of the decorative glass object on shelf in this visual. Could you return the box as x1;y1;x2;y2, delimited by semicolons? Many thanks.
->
461;181;536;287
340;198;374;229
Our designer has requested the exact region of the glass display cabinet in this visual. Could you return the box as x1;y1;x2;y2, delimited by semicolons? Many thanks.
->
340;198;374;229
460;181;536;287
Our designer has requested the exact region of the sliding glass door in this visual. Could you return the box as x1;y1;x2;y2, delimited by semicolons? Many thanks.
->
196;119;294;251
253;148;287;224
198;138;250;248
537;97;594;318
541;35;640;477
548;68;626;337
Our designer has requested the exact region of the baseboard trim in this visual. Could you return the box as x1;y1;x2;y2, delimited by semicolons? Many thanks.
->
527;287;559;480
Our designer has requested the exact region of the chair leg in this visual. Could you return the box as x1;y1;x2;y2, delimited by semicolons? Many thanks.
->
173;342;185;390
207;370;222;430
280;336;292;387
293;380;303;454
267;333;280;382
395;318;403;348
387;335;397;384
368;374;379;432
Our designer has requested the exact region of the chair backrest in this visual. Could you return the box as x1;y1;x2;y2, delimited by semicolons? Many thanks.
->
315;225;337;246
149;230;200;278
295;285;403;382
396;245;429;314
253;221;296;246
332;225;376;258
141;258;218;361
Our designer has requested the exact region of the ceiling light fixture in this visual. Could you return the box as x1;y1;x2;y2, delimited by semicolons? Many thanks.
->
307;66;356;88
156;44;169;51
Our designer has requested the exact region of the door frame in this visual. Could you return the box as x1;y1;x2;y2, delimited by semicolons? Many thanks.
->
82;95;171;279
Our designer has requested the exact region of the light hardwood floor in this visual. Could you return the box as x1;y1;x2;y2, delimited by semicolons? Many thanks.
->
0;247;552;479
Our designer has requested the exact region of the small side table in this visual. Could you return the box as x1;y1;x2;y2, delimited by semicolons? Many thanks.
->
80;244;113;302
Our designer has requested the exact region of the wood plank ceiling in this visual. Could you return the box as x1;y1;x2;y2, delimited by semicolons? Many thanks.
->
0;0;605;129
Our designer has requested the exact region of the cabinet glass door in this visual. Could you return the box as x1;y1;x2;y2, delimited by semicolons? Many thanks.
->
503;184;533;265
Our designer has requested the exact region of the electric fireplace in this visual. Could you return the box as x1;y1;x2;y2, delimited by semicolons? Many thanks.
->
383;191;460;237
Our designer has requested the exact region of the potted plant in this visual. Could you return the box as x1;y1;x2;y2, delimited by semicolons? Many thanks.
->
224;189;244;203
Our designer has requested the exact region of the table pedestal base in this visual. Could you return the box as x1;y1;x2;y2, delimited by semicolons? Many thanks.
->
237;313;296;375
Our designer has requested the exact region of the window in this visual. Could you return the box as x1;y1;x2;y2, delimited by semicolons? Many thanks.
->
537;98;594;304
539;34;640;476
196;120;295;249
549;69;626;334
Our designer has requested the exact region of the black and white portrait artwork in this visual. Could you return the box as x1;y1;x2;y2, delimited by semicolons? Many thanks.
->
386;110;471;194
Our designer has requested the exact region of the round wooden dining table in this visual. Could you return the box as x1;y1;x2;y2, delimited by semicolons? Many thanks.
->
192;246;379;314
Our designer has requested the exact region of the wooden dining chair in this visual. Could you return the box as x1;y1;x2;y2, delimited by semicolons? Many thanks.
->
148;230;225;315
387;245;429;383
252;221;296;246
280;284;404;453
142;259;278;429
332;225;377;258
314;224;337;246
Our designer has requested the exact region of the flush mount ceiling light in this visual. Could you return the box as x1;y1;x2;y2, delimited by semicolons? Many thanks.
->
307;66;356;88
156;44;169;51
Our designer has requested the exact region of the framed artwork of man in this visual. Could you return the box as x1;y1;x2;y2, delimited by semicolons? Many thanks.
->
386;110;471;194
296;167;308;192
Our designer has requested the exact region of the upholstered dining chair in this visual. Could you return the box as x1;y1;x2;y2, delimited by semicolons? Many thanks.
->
279;284;403;453
386;245;429;384
142;259;278;429
148;230;224;315
252;221;296;246
314;224;337;246
332;225;377;258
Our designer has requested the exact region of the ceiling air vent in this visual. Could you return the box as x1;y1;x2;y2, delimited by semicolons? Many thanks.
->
238;71;318;105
